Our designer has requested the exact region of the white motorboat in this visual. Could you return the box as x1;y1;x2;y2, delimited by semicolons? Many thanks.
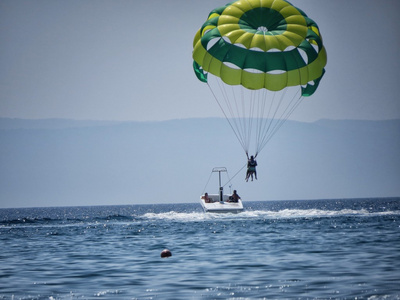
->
200;167;244;213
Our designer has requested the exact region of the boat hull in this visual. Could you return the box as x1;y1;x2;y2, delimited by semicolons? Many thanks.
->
200;194;244;213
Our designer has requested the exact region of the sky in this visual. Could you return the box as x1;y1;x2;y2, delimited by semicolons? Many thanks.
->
0;1;399;208
1;0;400;123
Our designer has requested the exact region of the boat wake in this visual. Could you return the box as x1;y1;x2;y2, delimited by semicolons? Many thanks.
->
2;204;398;227
142;208;400;222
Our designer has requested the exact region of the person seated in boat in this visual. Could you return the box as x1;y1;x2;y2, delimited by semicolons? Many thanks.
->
201;193;211;203
245;155;258;182
229;190;241;203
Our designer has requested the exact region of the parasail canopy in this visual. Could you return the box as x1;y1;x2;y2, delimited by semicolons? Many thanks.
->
193;0;327;157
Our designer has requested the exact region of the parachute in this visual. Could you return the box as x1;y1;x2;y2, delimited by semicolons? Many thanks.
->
193;0;327;157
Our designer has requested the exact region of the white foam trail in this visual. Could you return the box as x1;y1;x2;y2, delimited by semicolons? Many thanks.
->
143;211;209;222
143;209;400;222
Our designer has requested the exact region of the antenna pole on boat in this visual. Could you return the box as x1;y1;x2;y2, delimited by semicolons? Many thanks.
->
218;169;223;202
212;167;227;203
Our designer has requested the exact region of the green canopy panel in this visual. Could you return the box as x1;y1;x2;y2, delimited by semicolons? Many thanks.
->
192;0;327;96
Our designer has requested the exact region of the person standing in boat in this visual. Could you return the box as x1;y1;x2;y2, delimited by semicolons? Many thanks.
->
246;155;258;182
230;190;241;202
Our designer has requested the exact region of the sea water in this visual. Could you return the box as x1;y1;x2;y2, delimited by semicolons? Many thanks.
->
0;198;399;299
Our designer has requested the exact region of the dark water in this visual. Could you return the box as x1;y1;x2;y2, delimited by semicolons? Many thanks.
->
1;198;399;299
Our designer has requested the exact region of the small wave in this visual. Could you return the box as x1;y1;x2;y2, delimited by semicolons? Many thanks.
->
0;214;136;227
94;289;122;297
93;214;133;222
242;208;371;219
143;211;209;222
234;208;400;219
0;217;59;226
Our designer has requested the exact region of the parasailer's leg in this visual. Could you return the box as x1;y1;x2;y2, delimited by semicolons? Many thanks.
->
246;171;253;181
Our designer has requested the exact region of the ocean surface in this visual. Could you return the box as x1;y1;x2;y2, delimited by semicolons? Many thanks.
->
1;198;399;299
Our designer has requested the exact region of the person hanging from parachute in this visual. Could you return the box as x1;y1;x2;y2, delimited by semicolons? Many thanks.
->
245;154;258;182
192;0;327;182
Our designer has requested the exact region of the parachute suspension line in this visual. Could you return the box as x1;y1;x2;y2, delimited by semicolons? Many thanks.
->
202;169;214;195
223;82;254;155
254;89;263;150
256;88;288;155
207;77;305;158
242;87;251;154
254;50;306;155
221;81;249;153
254;49;308;154
257;88;304;155
230;82;249;153
247;89;258;156
254;88;271;157
249;88;276;157
234;87;263;158
222;163;247;188
261;51;307;148
207;82;247;153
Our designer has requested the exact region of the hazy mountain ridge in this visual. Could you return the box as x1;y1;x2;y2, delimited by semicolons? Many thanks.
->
2;117;399;129
0;118;126;130
0;118;399;208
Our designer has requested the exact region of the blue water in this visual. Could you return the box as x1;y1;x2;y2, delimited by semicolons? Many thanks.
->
1;198;399;299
